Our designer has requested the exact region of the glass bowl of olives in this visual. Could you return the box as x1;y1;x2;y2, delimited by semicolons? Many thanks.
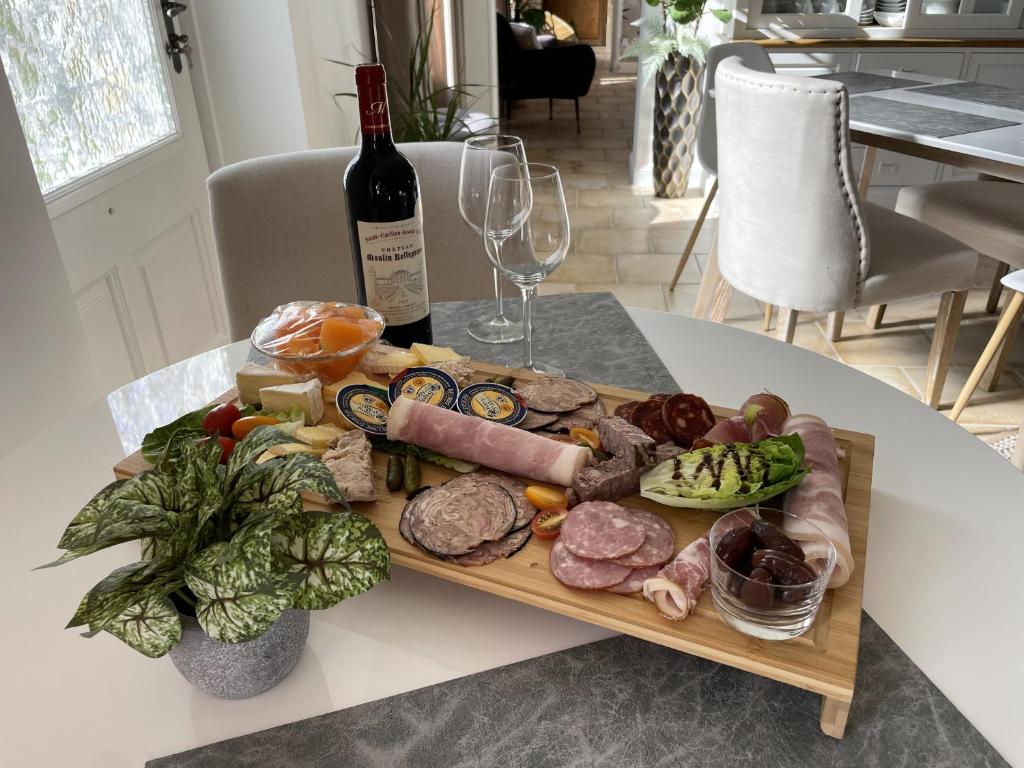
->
709;507;836;641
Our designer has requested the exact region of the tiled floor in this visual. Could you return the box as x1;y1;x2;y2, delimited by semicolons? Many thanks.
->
504;48;1024;440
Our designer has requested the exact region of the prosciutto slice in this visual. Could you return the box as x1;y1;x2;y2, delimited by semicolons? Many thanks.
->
782;414;854;589
642;534;711;620
387;397;590;486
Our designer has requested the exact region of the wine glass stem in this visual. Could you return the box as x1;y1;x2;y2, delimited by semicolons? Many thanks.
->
492;268;506;321
520;285;536;370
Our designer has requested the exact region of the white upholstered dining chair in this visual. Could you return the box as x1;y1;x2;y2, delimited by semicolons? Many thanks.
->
702;57;979;408
208;142;495;340
896;178;1024;395
668;43;774;326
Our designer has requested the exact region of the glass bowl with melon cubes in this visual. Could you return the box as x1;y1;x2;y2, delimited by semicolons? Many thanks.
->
250;301;385;381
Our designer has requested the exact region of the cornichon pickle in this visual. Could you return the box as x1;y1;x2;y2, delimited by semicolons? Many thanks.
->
751;519;805;560
715;526;755;573
403;454;421;493
386;455;404;492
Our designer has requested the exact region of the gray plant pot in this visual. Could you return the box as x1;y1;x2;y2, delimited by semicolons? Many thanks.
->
169;609;309;699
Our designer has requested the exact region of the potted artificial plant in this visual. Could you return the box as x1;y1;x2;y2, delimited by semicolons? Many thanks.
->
42;427;390;699
624;0;731;198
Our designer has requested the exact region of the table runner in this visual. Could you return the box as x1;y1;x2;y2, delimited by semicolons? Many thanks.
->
912;81;1024;113
814;71;923;95
850;94;1019;137
150;293;1006;767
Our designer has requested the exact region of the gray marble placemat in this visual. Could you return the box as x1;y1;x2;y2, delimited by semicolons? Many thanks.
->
148;616;1007;768
167;294;1005;767
912;81;1024;112
851;94;1020;137
815;71;923;95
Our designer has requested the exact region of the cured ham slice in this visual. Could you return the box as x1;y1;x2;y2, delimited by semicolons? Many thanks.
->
782;414;853;589
387;397;589;486
642;534;711;620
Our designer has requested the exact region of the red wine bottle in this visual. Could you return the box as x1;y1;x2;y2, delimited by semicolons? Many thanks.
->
344;63;432;347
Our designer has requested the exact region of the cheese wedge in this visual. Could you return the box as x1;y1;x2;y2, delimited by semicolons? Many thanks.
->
255;443;321;465
324;371;383;402
294;424;345;450
411;343;465;365
259;380;323;426
236;363;301;405
358;347;420;375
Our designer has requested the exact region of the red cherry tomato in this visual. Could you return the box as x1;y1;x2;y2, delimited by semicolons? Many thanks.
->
202;403;242;436
218;436;237;465
530;508;568;540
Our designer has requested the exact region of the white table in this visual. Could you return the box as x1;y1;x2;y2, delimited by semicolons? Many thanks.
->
849;71;1024;183
3;309;1022;766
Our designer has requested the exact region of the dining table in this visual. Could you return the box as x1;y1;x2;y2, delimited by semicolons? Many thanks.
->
3;293;1021;767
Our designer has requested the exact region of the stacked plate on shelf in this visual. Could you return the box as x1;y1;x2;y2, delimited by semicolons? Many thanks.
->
858;0;876;23
873;0;906;25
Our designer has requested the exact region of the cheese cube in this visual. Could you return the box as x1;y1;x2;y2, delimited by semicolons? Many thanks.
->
259;380;324;426
236;363;300;405
294;424;344;450
410;343;465;365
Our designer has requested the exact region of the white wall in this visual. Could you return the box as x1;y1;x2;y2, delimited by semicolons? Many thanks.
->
628;2;659;189
185;0;311;168
459;0;500;121
0;61;97;454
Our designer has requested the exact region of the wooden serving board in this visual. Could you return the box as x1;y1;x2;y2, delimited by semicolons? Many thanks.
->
114;361;874;739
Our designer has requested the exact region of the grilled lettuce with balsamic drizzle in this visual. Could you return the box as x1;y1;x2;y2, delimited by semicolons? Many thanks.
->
639;435;808;509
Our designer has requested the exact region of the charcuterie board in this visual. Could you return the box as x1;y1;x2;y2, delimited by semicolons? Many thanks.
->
113;360;873;740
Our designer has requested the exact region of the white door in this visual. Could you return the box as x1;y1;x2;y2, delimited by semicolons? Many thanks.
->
1;0;227;394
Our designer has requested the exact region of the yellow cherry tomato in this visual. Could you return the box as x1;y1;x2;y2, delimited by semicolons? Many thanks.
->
569;427;601;451
231;415;281;439
525;485;569;510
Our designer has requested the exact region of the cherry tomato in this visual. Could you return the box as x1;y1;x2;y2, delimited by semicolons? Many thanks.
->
569;427;601;451
524;485;569;510
231;415;281;439
530;508;568;540
202;403;242;436
217;436;237;465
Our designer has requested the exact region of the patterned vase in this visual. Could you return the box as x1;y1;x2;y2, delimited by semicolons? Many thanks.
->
652;52;703;199
169;609;309;699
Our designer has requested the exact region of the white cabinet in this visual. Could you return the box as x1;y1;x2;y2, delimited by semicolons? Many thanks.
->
768;51;853;76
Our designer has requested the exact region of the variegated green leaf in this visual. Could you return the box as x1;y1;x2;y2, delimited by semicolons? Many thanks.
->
184;542;292;643
48;498;178;566
274;512;389;611
232;452;344;510
73;560;182;633
224;426;295;486
104;594;182;658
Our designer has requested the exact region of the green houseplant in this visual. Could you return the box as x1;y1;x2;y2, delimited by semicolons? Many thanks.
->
624;0;731;198
43;426;390;686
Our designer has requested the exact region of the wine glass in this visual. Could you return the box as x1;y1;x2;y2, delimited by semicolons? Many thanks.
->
483;163;570;376
458;135;526;344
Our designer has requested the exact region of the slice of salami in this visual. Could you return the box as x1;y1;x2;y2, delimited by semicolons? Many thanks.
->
518;410;559;431
518;377;598;413
662;393;716;448
547;399;608;433
650;393;673;402
450;527;533;567
613;400;640;421
612;508;676;567
407;477;516;556
463;471;536;530
550;539;632;589
560;501;645;560
605;564;661;594
629;399;673;444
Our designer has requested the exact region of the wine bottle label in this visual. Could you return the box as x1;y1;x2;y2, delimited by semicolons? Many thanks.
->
356;213;429;326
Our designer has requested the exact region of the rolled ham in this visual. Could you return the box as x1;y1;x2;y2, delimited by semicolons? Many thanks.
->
642;534;711;620
695;392;791;447
782;414;854;589
387;396;589;486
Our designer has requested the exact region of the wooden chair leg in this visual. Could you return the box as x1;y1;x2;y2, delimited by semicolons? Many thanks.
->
924;290;968;409
987;261;1010;313
574;97;580;134
777;308;799;343
950;290;1024;421
763;304;774;332
867;304;886;329
707;278;734;324
693;234;720;320
669;180;717;292
981;297;1021;392
826;311;845;342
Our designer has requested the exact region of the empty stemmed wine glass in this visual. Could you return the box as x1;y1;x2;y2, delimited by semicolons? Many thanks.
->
483;163;570;376
458;135;526;344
